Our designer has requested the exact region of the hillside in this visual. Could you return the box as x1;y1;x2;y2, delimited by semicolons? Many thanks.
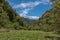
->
0;0;60;32
22;17;36;25
0;0;60;40
35;0;60;34
0;0;25;29
0;0;40;30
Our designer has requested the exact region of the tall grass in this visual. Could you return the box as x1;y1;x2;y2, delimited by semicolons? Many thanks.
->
0;30;59;40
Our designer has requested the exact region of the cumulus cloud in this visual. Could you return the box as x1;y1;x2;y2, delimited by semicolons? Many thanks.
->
19;9;39;20
27;16;39;20
13;1;40;9
21;15;39;20
13;0;52;20
20;9;30;17
15;1;41;20
13;0;52;9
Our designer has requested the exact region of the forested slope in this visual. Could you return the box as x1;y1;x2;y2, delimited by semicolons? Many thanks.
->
0;0;60;33
0;0;25;29
35;0;60;34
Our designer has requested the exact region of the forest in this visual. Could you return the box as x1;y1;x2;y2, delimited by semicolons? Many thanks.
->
0;0;60;40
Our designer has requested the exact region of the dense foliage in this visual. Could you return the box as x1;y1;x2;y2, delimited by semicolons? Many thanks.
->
35;0;60;34
0;0;26;29
0;0;60;34
0;0;60;40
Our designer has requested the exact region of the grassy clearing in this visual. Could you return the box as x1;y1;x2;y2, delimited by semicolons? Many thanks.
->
0;30;59;40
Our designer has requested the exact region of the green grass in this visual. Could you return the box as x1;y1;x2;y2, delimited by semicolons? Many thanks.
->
0;30;59;40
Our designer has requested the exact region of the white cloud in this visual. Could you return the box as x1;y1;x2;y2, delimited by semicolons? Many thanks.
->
19;8;39;20
16;1;41;20
20;15;39;20
13;1;40;9
20;9;30;17
41;0;50;4
27;16;39;20
13;0;52;20
13;0;52;9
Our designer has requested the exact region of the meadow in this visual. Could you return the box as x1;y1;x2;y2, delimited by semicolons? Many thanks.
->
0;30;59;40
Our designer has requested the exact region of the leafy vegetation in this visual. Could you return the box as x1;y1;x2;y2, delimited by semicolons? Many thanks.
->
0;0;60;40
0;30;60;40
35;0;60;34
0;0;26;29
0;0;60;31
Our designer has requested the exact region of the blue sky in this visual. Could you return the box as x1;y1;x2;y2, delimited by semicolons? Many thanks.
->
7;0;53;20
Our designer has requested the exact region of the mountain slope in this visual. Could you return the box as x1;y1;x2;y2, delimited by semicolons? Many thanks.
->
36;0;60;33
0;0;25;29
22;17;36;25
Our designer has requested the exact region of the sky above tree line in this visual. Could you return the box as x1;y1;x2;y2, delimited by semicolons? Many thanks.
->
7;0;54;20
